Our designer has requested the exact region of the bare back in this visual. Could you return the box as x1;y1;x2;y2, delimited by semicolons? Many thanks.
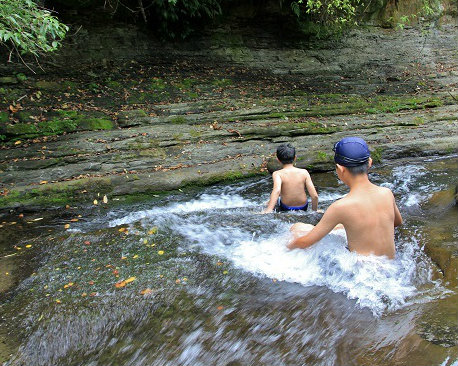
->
288;181;402;259
276;167;309;206
337;184;397;258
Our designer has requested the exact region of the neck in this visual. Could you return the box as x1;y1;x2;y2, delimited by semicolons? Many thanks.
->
346;174;371;190
282;163;294;168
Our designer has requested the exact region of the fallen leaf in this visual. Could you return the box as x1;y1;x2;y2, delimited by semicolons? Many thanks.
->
140;288;153;295
103;195;108;204
132;254;139;259
148;227;158;235
84;241;91;245
118;227;126;232
55;299;62;304
93;199;98;205
115;281;126;288
157;250;164;255
64;224;70;229
125;276;136;284
217;306;224;310
25;244;32;248
70;218;79;222
39;180;48;185
14;140;22;145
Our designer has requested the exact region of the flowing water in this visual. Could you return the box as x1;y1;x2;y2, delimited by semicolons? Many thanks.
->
1;156;457;366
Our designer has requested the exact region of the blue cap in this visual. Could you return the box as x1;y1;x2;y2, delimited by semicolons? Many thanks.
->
333;137;370;167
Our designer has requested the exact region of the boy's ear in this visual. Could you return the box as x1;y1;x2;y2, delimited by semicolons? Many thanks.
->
335;164;345;175
368;157;373;168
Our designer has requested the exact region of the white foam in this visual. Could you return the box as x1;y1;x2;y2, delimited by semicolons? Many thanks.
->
104;172;443;316
178;223;419;316
109;194;258;227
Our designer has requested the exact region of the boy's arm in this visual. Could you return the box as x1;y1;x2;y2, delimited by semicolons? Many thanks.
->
287;203;342;249
305;172;318;211
393;193;403;227
263;172;282;213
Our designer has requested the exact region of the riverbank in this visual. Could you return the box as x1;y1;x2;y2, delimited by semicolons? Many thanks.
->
1;54;457;211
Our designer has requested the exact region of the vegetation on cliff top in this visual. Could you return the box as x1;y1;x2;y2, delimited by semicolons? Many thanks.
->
0;0;68;59
0;0;445;59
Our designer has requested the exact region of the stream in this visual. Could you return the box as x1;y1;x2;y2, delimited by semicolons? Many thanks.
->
1;155;457;366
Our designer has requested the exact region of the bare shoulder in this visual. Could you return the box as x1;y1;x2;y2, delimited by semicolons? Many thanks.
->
272;170;283;180
329;196;349;210
375;184;395;198
296;167;310;178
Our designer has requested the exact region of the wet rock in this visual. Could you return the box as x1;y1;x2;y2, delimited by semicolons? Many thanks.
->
35;81;66;91
422;186;458;287
418;294;458;348
117;109;150;128
419;323;458;347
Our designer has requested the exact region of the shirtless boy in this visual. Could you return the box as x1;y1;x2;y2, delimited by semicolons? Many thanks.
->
287;137;403;259
263;143;318;213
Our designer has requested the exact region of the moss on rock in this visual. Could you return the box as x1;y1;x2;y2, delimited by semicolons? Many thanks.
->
6;123;39;137
37;119;78;135
0;111;9;123
76;118;114;131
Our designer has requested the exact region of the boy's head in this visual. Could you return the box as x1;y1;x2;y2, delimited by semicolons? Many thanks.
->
276;143;296;164
333;137;371;175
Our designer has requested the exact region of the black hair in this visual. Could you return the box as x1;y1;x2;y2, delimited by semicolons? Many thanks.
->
345;161;369;175
276;143;296;164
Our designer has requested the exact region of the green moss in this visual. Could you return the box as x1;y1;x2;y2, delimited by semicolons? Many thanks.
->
55;110;79;119
189;129;202;137
15;111;32;123
371;147;383;164
138;148;167;158
76;118;114;131
315;151;330;161
413;117;426;125
0;111;9;123
62;81;78;90
6;123;39;136
149;78;166;90
170;116;187;124
16;73;27;82
194;169;262;187
0;178;113;209
186;91;199;98
37;119;78;135
35;81;66;91
212;78;232;87
88;82;100;93
176;78;195;90
106;80;123;90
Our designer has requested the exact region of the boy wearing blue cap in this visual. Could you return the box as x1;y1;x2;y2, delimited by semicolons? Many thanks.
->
287;137;403;259
263;143;318;213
